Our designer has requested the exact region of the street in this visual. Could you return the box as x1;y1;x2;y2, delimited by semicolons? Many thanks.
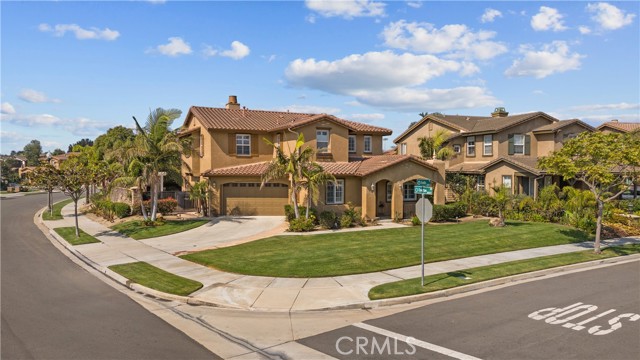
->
299;261;640;360
1;194;218;360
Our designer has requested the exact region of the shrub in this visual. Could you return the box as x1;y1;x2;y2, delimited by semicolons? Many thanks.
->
134;198;178;215
411;215;421;226
113;202;131;218
319;211;338;229
284;205;317;223
431;202;467;222
342;203;361;227
288;216;316;232
339;214;353;228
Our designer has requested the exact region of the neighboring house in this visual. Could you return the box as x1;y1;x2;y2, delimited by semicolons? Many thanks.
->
596;120;640;134
179;96;445;218
47;152;79;169
394;108;595;199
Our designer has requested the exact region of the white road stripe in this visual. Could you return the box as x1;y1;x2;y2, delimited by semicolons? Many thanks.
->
353;322;482;360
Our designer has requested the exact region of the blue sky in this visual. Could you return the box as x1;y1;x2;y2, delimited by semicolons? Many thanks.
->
1;0;638;153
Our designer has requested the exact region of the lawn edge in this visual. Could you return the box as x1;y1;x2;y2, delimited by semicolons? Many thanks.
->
110;219;210;240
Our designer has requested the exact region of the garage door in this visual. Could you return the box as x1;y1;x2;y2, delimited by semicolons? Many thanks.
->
222;183;289;216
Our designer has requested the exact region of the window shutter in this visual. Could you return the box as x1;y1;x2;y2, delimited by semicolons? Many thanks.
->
508;134;514;155
525;135;531;155
251;134;258;156
228;134;236;155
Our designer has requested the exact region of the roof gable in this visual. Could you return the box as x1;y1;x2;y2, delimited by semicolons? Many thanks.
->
533;119;595;133
596;121;640;133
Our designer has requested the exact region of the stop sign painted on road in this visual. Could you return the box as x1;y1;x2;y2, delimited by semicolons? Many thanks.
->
416;197;432;223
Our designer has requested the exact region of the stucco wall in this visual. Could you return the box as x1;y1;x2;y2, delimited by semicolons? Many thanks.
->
396;120;460;157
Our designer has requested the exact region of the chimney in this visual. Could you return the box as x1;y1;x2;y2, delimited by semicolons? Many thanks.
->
491;107;509;117
611;119;619;122
226;95;240;110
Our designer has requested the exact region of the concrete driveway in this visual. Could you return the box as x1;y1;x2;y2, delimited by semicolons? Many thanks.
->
140;216;286;255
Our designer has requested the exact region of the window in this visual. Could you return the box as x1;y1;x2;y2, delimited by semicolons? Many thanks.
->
236;134;251;156
502;175;512;189
400;143;407;155
483;135;492;156
364;135;372;153
403;182;416;201
467;136;475;156
513;134;525;155
348;135;356;153
275;133;281;148
453;144;461;154
326;179;344;204
317;130;329;153
477;175;485;191
199;134;204;157
386;182;392;202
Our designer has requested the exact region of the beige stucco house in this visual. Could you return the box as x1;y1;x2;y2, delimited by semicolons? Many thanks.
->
180;96;445;218
596;120;640;134
393;108;596;199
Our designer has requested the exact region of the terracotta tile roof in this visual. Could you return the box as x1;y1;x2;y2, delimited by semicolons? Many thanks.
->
203;155;437;178
446;156;543;175
596;121;640;133
184;107;391;135
533;119;595;133
445;162;488;174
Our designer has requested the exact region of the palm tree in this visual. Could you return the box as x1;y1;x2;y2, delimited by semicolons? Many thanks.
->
128;108;184;222
418;129;454;160
492;185;511;226
262;133;315;220
301;162;335;219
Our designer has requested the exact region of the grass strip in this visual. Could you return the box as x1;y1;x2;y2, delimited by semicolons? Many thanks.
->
42;198;73;220
54;226;100;246
369;244;640;300
109;262;203;296
181;221;592;278
111;219;210;240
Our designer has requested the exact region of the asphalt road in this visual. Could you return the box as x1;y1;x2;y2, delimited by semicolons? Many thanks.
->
299;261;640;360
1;193;219;360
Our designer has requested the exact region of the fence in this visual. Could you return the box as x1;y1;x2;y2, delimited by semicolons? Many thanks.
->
143;191;195;210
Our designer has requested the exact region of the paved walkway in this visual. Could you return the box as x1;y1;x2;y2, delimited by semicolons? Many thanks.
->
41;200;640;312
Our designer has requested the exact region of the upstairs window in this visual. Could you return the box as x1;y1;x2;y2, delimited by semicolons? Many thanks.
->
483;135;492;156
326;179;344;204
513;134;525;155
317;130;329;153
200;134;204;157
453;144;461;154
467;136;476;156
236;134;251;156
400;143;407;155
348;135;356;153
275;133;281;148
364;135;372;153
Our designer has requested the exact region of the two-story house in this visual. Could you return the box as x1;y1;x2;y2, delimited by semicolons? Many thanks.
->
394;108;595;199
596;120;640;134
180;96;445;218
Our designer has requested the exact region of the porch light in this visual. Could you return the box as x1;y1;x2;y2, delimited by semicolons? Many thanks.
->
370;183;375;191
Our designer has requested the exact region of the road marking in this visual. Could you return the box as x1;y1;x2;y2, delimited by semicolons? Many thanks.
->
528;302;640;335
353;322;482;360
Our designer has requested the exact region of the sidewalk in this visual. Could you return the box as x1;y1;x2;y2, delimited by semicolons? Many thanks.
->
41;201;640;312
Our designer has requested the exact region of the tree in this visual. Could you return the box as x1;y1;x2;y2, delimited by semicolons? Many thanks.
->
491;185;511;226
189;180;209;216
418;129;454;160
59;156;91;237
68;138;94;153
51;148;65;156
94;126;135;162
23;140;43;166
28;164;60;217
539;131;640;253
262;133;314;219
300;162;335;219
128;108;184;222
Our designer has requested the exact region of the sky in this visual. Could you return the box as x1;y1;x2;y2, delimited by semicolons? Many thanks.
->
1;0;639;154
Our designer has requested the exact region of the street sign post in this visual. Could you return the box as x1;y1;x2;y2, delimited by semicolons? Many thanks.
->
415;181;433;287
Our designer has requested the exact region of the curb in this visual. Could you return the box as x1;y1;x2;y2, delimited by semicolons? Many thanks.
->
35;203;640;313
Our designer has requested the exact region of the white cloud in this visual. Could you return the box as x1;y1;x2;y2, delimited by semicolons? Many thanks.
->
286;51;472;93
481;8;502;23
381;20;507;60
406;2;422;9
152;37;192;57
579;26;592;34
18;89;61;103
531;6;568;31
305;0;386;19
347;113;385;122
505;41;583;79
202;45;217;57
275;105;341;114
569;102;639;112
221;41;250;60
532;90;546;95
39;23;120;41
580;113;640;124
306;14;317;23
4;113;63;126
1;102;16;115
1;110;110;136
285;51;498;112
586;2;635;30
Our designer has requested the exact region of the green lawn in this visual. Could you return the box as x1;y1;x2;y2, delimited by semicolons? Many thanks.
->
111;219;210;240
181;221;593;278
109;262;203;296
369;244;640;300
42;198;73;220
54;227;100;246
